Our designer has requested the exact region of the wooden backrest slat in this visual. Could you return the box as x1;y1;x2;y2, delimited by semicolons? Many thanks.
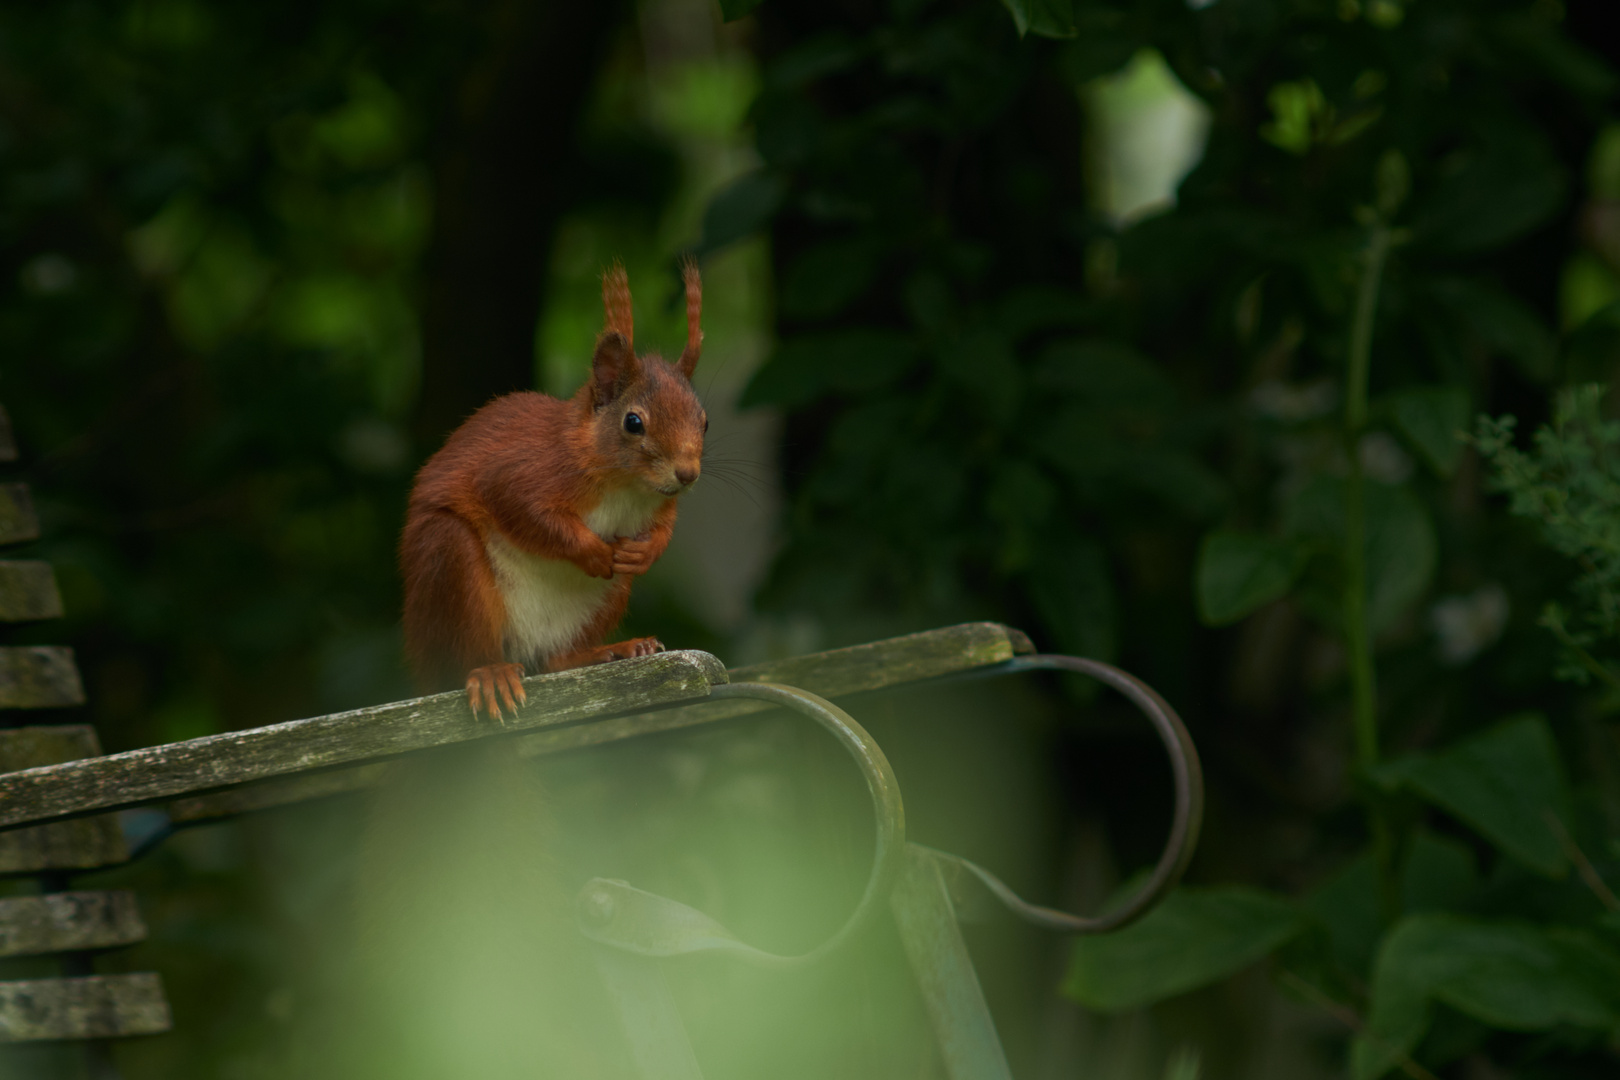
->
0;562;64;622
0;647;86;710
0;973;171;1042
0;892;146;958
0;484;39;547
0;727;128;873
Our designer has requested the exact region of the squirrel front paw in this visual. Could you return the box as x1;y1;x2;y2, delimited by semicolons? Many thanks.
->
465;662;527;721
577;540;616;580
610;534;658;576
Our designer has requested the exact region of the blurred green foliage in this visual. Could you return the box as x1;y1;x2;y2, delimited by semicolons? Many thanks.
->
1;2;440;748
0;2;768;1077
1478;385;1620;676
710;0;1620;1075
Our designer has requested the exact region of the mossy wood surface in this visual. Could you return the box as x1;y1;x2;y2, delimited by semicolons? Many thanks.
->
0;562;63;622
167;762;392;821
0;727;127;873
0;650;726;832
0;973;171;1041
0;484;39;547
520;620;1033;756
170;622;1033;823
0;647;86;710
0;892;146;958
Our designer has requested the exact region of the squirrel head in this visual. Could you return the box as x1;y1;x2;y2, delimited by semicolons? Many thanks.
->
579;259;706;498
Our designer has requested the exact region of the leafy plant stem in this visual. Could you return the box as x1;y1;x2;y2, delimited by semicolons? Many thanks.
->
1346;215;1396;916
1345;220;1391;766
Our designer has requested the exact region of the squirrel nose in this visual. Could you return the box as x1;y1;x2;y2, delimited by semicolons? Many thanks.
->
675;465;699;487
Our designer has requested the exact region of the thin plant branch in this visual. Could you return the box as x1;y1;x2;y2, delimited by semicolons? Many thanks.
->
1279;971;1441;1080
1542;809;1620;912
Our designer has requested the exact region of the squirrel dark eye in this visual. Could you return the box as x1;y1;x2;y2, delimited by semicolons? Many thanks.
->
702;417;709;433
623;412;645;435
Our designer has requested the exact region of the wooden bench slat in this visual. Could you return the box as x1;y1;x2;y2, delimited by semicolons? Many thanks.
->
168;764;389;822
0;650;726;832
0;647;86;710
0;892;146;958
0;973;171;1042
0;562;64;622
0;727;128;873
517;620;1034;758
168;623;1034;823
0;484;40;547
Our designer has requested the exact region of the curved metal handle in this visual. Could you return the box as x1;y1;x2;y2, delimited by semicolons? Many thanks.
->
575;681;906;968
940;654;1204;933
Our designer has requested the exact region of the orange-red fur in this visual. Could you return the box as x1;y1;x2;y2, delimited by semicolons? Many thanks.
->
401;261;706;718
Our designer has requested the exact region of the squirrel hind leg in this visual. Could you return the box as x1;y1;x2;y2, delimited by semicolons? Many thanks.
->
401;509;508;694
546;637;665;671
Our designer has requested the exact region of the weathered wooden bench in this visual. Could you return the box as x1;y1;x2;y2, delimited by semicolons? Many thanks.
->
0;398;1204;1079
0;401;172;1074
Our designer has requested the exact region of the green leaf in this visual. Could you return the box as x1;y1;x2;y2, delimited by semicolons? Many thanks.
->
1123;449;1227;520
1565;300;1620;384
1399;831;1479;914
1027;535;1115;661
935;328;1020;423
718;0;765;21
1062;887;1305;1012
1037;428;1225;519
740;329;918;409
1425;278;1557;383
1493;12;1619;100
1305;833;1481;980
999;0;1077;39
1034;338;1175;406
1372;715;1574;878
1305;853;1382;977
1283;479;1437;635
778;237;881;320
1354;915;1620;1080
1057;32;1140;84
1409;121;1568;254
1195;532;1306;626
699;171;784;253
1389;387;1470;478
993;285;1094;341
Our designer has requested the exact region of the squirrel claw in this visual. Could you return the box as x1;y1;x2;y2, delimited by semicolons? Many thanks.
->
466;663;527;722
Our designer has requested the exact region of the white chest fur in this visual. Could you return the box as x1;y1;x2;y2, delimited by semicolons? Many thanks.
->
484;488;664;666
583;486;664;541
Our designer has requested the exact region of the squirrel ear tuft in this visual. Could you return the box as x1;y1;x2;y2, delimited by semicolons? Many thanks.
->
676;256;702;380
590;331;636;408
601;261;634;349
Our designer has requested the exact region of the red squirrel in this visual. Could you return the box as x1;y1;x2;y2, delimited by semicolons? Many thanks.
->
400;261;706;719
